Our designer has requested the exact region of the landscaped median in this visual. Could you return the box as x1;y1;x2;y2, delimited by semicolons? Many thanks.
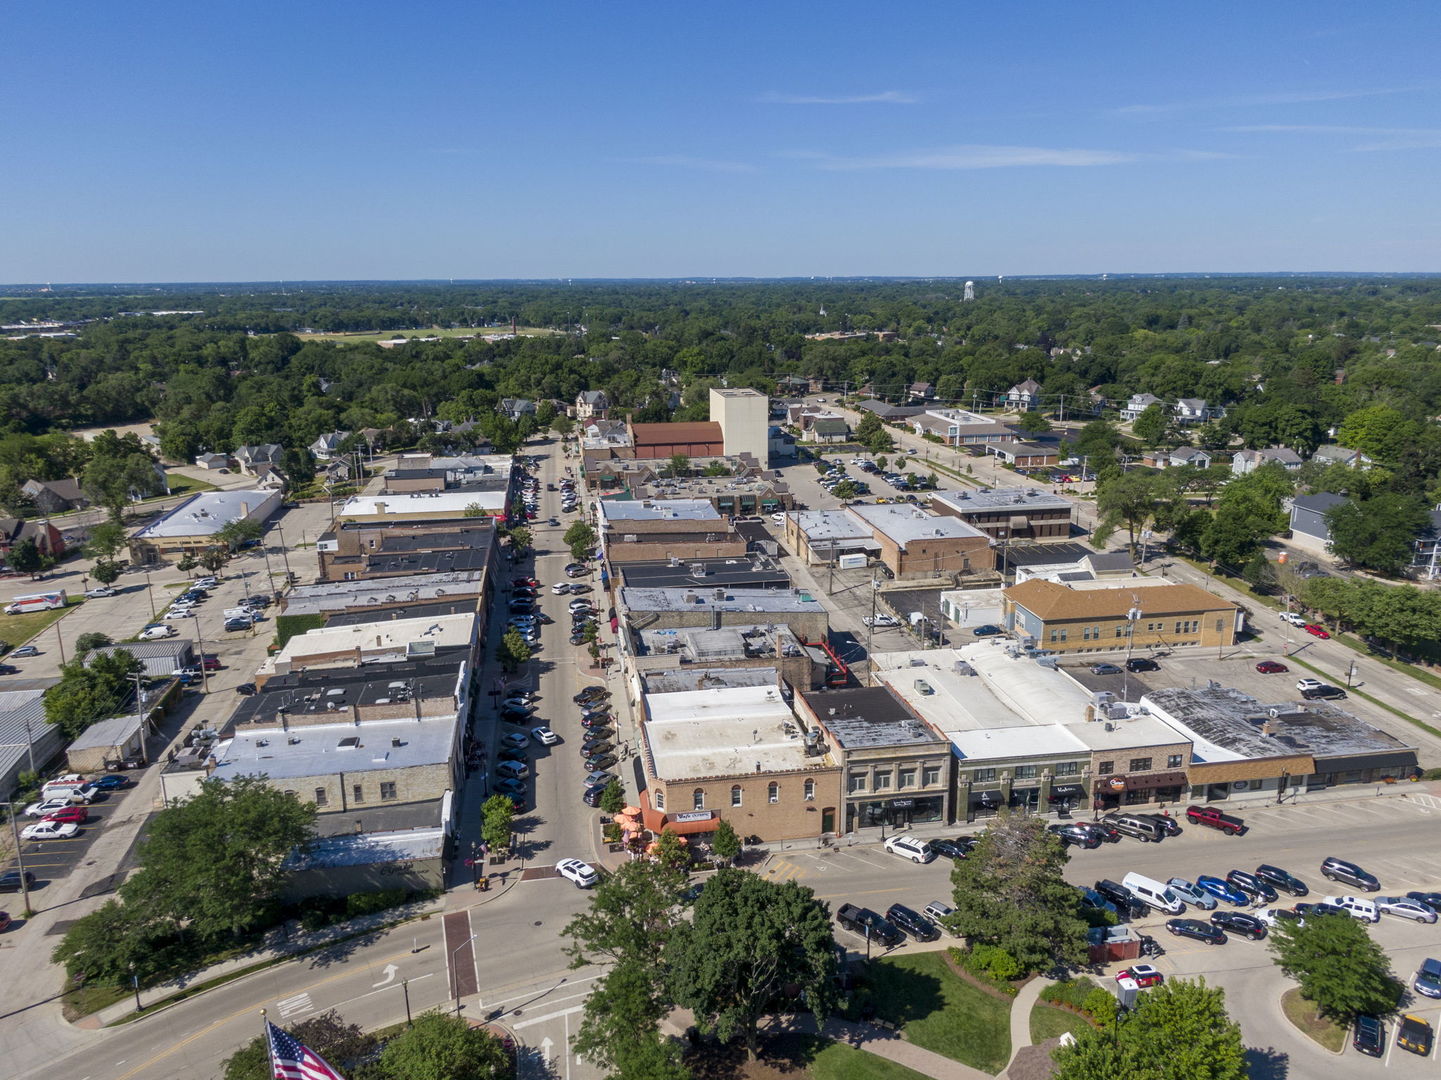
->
1280;987;1347;1053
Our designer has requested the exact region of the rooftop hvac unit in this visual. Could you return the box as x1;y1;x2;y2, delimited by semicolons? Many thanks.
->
1103;722;1114;732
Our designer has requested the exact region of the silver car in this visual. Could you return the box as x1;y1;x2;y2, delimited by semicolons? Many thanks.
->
1167;877;1219;910
1376;896;1438;923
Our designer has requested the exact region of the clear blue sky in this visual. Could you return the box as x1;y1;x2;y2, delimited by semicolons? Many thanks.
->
4;1;1438;281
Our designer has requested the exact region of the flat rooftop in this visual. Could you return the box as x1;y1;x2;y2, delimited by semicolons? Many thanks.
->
802;686;943;750
924;408;993;425
848;503;986;546
262;610;475;673
642;685;829;779
284;826;446;870
374;527;495;554
65;712;145;751
790;509;873;542
636;623;806;661
600;498;722;523
933;488;1072;514
231;655;466;728
642;666;781;695
212;713;457;782
361;548;494;576
621;586;825;614
132;489;274;539
618;555;790;591
339;491;507;518
284;572;488;617
1142;686;1416;764
323;599;479;628
1005;579;1238;620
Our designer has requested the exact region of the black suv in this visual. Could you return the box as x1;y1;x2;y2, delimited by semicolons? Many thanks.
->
1095;879;1148;918
1225;870;1278;903
885;904;940;942
1049;823;1100;849
1137;813;1183;837
574;687;610;705
1320;856;1379;891
835;903;903;947
1301;685;1347;700
1076;821;1121;844
1210;910;1267;940
1353;1015;1384;1057
1255;864;1309;897
1125;657;1159;672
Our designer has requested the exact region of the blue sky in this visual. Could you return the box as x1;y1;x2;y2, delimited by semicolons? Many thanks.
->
4;0;1438;281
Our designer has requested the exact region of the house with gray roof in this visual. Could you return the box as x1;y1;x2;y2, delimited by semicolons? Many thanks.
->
234;443;284;475
1120;393;1163;421
1232;446;1304;476
1006;379;1043;411
309;431;350;461
574;389;611;420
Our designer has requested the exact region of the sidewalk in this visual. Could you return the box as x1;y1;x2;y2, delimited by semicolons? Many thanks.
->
1003;975;1051;1073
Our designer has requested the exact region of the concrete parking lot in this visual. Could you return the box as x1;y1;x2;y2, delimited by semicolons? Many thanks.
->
8;783;137;887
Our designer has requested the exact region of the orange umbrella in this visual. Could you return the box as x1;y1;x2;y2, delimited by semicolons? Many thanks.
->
621;805;642;816
611;813;631;824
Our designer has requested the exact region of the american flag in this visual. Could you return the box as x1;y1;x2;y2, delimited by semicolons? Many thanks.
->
267;1020;346;1080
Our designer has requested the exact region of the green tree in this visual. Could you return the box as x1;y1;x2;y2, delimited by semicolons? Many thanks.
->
564;521;597;562
85;520;127;561
1071;418;1122;467
667;453;691;478
221;1011;377;1080
81;443;163;521
43;651;143;740
599;777;626;815
496;628;532;672
199;547;229;573
1051;979;1246;1080
74;631;112;656
1337;404;1417;465
465;502;487;518
564;856;688;969
1093;471;1159;554
666;869;839;1060
1325;493;1430;576
1268;912;1402;1021
508;526;532;553
120;776;317;940
947;811;1089;973
379;1010;510;1080
50;899;160;984
1015;411;1053;437
6;536;50;578
574;960;691;1080
91;558;123;585
874;455;889;473
480;793;514;856
1131;403;1170;448
711;818;741;865
215;519;264;553
552;413;575;438
832;479;858;502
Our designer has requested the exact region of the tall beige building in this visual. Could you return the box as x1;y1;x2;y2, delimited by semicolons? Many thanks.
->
709;387;770;462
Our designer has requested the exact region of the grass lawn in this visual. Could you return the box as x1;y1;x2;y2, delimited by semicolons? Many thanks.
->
809;1039;934;1080
865;953;1011;1074
0;599;78;649
687;1033;932;1080
1030;1002;1093;1044
163;474;218;496
1280;988;1347;1053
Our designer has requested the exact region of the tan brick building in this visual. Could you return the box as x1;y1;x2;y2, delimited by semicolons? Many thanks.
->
1002;579;1242;653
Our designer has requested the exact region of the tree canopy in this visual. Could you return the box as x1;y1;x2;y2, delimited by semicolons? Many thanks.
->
1267;911;1402;1020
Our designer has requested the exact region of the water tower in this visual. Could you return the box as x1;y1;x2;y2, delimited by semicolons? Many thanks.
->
963;281;975;301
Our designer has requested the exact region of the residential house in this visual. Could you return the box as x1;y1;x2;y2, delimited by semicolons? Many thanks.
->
194;452;230;471
805;417;851;444
0;517;64;558
1232;447;1304;476
253;463;286;491
1006;379;1043;411
1119;393;1163;422
310;431;350;461
907;381;935;402
20;478;87;514
1286;492;1348;557
1309;445;1370;469
1174;398;1219;425
497;398;536;421
574;389;611;421
233;444;284;476
1167;447;1213;469
855;399;927;421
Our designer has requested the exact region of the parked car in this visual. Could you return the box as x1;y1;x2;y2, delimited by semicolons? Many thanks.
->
885;903;940;942
1166;918;1228;945
574;687;610;704
1407;890;1441;910
882;834;935;864
583;769;615;788
21;819;78;841
40;806;87;826
23;797;73;818
1254;864;1309;897
1414;958;1441;998
1209;911;1267;939
1255;907;1304;929
556;859;598;888
89;774;130;790
1195;876;1249;906
1075;821;1121;844
494;777;527;798
1115;964;1164;988
140;624;177;640
1255;660;1289;674
11;645;40;658
1125;657;1159;672
531;726;560;746
971;624;1004;637
1296;678;1323;692
1090;662;1123;675
83;587;117;598
1319;895;1380;922
0;868;37;892
1376;896;1437;923
223;618;253;632
835;903;903;948
1304;624;1330;639
1352;1015;1385;1057
1094;879;1138;911
1079;888;1118;917
497;747;527;764
862;614;900;628
1397;1015;1433;1056
501;732;530;749
1165;878;1218;910
585;753;619;772
1301;685;1347;700
1279;611;1308;627
1049;823;1100;849
582;784;607;808
1185;805;1246;835
1137;813;1182;837
1226;870;1278;903
929;838;971;861
1320;856;1379;891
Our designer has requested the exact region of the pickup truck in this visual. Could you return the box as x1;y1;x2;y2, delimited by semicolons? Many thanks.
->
1185;805;1246;836
835;903;903;948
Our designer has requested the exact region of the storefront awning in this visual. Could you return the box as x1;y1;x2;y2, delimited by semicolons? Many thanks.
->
1315;750;1418;774
1117;771;1189;791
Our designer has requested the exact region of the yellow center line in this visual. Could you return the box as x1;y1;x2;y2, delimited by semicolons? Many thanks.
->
114;945;425;1080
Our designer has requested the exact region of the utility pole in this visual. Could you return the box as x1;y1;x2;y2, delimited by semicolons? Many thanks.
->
2;802;33;913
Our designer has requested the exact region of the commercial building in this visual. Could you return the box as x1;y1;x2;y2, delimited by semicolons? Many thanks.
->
258;609;479;679
598;498;745;564
930;488;1074;541
709;387;770;461
783;510;877;565
910;408;1019;446
337;490;508;523
0;689;61;799
315;520;498;581
87;639;196;680
630;421;725;460
1002;579;1241;654
631;624;825;693
65;713;148;774
617;554;790;592
796;685;953;834
129;489;282;563
784;505;991;579
623;473;795;517
282;570;491;620
380;453;514;496
638;684;843;841
983;441;1058;469
618;586;830;640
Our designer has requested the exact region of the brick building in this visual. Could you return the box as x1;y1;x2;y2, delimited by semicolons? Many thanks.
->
1002;579;1242;653
930;488;1074;541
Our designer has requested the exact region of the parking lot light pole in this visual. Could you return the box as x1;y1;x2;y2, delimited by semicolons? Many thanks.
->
2;801;33;913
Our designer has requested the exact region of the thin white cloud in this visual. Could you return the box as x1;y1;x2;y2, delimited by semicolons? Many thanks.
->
1223;124;1441;151
1116;86;1412;116
789;144;1139;170
757;90;919;105
623;155;758;174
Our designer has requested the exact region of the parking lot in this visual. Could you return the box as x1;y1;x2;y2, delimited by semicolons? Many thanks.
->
5;780;137;890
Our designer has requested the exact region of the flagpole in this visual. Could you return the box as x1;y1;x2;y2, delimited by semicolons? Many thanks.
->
261;1008;272;1073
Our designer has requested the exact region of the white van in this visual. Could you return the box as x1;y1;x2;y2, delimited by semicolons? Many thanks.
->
1123;872;1186;915
223;607;256;622
42;778;88;798
1321;895;1380;923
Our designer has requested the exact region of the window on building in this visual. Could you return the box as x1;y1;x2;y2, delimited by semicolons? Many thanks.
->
849;772;867;793
974;768;996;782
1057;628;1068;642
898;769;916;789
1215;618;1225;632
1129;757;1153;773
1115;626;1126;638
352;784;364;804
693;789;705;810
654;789;664;810
923;765;941;787
1098;761;1114;775
380;781;397;801
1049;629;1059;642
874;771;893;790
343;572;357;581
731;785;743;807
314;787;328;807
1056;761;1080;775
804;779;815;801
768;782;779;804
1014;764;1037;779
1167;754;1183;769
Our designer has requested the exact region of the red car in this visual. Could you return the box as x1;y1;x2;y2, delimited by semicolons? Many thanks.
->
512;577;539;588
42;806;87;826
1304;624;1331;639
1256;661;1289;674
1116;965;1165;988
201;656;222;671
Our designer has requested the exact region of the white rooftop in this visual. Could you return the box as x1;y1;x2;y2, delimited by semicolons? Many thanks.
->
212;715;458;782
132;489;275;539
283;571;488;616
600;499;722;523
933;487;1073;513
848;504;986;546
790;509;872;542
260;610;476;674
621;587;825;613
339;490;507;517
642;685;828;779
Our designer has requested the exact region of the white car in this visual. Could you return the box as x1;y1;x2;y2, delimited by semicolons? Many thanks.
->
194;576;219;588
84;587;117;598
497;760;530;780
21;819;78;841
501;732;530;749
863;614;900;628
1296;678;1323;692
24;797;74;818
1280;612;1308;627
883;834;936;864
1321;895;1380;923
163;608;195;620
1255;907;1304;929
568;599;594;613
531;726;560;746
771;513;786;525
138;624;177;641
556;858;598;888
551;583;571;595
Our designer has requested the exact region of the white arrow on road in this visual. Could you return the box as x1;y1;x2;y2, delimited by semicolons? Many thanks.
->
540;1037;554;1059
372;963;399;988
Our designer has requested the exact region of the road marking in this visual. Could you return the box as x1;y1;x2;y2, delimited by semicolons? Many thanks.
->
513;1004;584;1030
276;991;313;1018
763;860;812;882
372;963;399;988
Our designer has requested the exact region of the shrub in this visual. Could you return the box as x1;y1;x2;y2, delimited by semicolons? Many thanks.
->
1083;987;1119;1025
344;888;407;919
1040;977;1100;1010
